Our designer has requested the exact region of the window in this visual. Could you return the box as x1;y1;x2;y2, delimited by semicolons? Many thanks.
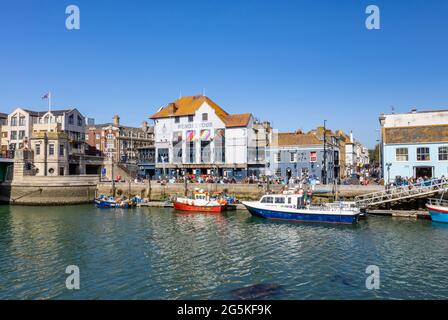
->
11;117;17;126
19;117;25;126
275;152;281;163
11;131;17;140
188;115;194;122
290;152;296;162
417;147;430;161
59;167;65;176
310;151;317;162
77;115;83;126
174;116;180;123
95;133;101;140
202;113;208;121
275;197;285;204
68;114;74;125
157;148;169;163
35;144;40;155
261;196;273;203
59;145;64;156
439;147;448;161
19;130;25;139
49;144;55;155
396;148;409;161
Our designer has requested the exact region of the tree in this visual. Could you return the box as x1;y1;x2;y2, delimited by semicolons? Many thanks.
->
369;144;380;165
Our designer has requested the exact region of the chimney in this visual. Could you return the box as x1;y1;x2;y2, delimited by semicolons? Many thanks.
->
113;115;120;126
350;131;354;143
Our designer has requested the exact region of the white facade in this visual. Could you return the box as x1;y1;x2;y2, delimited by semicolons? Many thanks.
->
152;98;265;178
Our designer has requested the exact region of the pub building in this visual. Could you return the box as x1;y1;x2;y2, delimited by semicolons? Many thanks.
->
150;95;271;180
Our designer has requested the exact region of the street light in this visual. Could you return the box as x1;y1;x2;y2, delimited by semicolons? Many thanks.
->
386;162;392;184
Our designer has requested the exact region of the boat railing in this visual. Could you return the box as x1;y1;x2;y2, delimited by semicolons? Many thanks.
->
428;198;448;207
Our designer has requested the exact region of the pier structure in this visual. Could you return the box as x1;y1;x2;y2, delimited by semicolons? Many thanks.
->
355;178;448;208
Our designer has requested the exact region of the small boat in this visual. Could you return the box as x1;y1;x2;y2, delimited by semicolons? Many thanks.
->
95;195;137;208
242;190;360;224
426;198;448;223
173;189;227;213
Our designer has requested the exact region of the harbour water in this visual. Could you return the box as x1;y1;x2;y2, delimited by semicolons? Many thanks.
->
0;204;448;300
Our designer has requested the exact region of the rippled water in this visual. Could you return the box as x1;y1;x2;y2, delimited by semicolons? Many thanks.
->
0;204;448;299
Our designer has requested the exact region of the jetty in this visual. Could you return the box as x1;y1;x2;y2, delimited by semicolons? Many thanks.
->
354;178;448;208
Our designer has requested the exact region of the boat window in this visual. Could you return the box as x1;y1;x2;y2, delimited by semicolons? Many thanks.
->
261;197;268;203
275;197;285;204
263;196;273;203
288;197;292;204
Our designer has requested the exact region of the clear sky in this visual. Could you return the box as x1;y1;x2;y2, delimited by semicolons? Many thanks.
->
1;0;447;147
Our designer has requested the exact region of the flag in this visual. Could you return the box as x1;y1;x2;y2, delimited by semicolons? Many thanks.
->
41;92;50;100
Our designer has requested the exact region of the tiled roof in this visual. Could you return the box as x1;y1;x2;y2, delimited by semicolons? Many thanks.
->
150;95;228;120
150;95;252;128
384;125;448;144
277;132;322;146
224;113;252;128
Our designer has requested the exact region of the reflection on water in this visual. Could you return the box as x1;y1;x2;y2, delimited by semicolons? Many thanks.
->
0;205;448;299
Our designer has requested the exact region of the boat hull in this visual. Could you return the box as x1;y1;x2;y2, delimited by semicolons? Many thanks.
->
244;203;359;224
426;204;448;223
173;201;225;213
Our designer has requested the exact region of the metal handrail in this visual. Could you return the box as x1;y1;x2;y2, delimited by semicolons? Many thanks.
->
427;198;448;207
355;178;448;207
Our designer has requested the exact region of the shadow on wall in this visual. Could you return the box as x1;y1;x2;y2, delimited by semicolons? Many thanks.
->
0;183;12;204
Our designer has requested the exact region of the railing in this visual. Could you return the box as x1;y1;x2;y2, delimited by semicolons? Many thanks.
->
428;198;448;207
355;178;448;208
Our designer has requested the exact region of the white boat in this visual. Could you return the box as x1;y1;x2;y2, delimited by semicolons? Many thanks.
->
243;193;360;224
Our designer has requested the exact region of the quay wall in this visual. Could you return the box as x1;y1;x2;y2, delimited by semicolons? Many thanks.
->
96;182;384;201
0;175;99;205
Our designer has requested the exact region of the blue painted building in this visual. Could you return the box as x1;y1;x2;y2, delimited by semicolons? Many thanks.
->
380;109;448;182
266;130;341;183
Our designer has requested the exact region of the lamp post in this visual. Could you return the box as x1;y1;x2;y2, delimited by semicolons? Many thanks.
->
322;120;327;185
386;162;392;184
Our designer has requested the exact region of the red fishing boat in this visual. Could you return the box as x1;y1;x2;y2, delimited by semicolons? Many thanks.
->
173;189;227;213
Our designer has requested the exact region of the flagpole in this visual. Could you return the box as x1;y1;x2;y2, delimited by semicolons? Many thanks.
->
48;91;52;112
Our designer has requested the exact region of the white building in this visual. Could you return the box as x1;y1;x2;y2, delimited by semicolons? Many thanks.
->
150;95;271;179
3;107;89;176
345;131;369;175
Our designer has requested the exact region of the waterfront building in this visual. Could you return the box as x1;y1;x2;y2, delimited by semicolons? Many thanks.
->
150;95;271;179
380;108;448;182
86;115;154;177
266;129;339;183
0;112;8;158
341;131;370;176
1;107;100;176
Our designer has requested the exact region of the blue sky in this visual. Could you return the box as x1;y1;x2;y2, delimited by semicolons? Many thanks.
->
1;0;447;147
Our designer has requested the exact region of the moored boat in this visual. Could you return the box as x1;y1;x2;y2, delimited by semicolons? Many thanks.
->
243;192;360;224
95;195;137;208
173;189;227;213
426;198;448;223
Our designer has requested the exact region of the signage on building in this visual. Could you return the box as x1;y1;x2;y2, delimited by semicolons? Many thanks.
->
177;122;213;130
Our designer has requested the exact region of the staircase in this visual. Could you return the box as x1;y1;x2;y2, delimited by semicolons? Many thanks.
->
355;178;448;208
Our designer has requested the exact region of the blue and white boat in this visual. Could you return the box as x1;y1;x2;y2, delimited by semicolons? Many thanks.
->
426;198;448;223
243;193;360;224
94;195;138;208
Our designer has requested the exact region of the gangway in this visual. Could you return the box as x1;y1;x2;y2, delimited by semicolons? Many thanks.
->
354;178;448;208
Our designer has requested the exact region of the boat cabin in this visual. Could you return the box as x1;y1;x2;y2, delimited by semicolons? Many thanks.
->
260;194;309;209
